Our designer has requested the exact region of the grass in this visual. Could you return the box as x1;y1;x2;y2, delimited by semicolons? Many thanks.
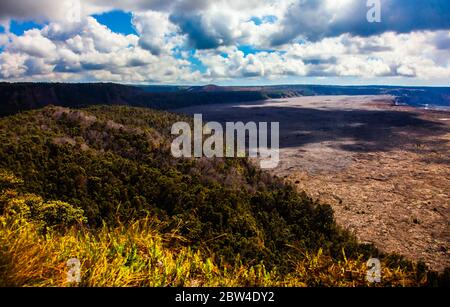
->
0;212;438;287
0;214;275;287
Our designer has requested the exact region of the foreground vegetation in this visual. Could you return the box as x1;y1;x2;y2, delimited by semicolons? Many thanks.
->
0;174;444;287
0;106;448;287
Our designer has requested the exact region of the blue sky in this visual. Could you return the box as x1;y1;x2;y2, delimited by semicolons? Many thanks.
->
9;20;44;35
92;10;137;36
0;0;449;85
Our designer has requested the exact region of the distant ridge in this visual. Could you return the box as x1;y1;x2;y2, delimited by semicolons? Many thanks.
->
0;82;449;117
185;84;227;92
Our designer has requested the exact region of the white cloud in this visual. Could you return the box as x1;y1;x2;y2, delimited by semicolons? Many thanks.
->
132;11;178;55
0;52;28;78
0;16;200;83
283;31;450;79
0;0;449;84
8;29;56;57
196;47;307;80
270;0;450;45
193;31;450;81
0;34;9;46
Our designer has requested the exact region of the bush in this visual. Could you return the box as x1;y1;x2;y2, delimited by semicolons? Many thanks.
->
33;200;86;228
1;181;86;229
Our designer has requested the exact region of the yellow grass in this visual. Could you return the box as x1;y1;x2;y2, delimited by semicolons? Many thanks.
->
0;213;427;287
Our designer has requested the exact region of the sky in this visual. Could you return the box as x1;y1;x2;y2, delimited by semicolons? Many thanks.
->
0;0;449;86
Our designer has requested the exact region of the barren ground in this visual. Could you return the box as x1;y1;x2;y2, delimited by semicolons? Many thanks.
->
174;95;450;271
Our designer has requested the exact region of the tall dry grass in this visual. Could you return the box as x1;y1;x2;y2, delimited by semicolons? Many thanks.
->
0;213;431;287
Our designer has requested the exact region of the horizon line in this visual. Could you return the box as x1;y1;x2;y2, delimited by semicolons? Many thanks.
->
1;81;450;88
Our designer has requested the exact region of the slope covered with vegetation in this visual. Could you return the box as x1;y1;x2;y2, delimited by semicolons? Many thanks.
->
0;106;447;286
1;170;446;287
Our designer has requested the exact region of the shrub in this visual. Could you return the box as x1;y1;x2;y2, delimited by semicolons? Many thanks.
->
33;200;86;228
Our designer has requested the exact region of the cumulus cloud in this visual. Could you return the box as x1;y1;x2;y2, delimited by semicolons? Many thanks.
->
8;29;57;57
270;0;450;45
0;0;449;83
132;11;178;55
170;12;234;49
193;31;450;81
434;31;450;50
0;0;88;24
0;34;9;47
195;47;307;80
169;0;287;49
0;16;199;82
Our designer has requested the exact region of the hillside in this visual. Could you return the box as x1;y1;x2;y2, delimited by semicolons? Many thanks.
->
0;83;269;117
0;105;448;286
0;105;353;267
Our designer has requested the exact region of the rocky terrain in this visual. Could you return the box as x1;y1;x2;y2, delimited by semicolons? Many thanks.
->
175;95;450;271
